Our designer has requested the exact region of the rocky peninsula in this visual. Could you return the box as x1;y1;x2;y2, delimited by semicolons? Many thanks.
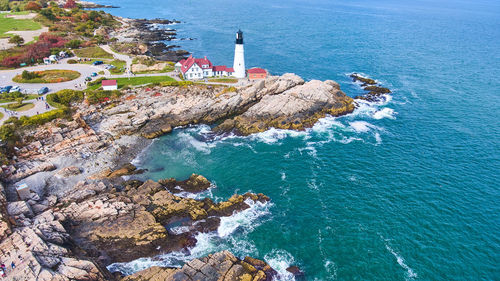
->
0;71;361;280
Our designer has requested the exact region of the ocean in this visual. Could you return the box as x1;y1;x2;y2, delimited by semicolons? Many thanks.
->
95;0;500;280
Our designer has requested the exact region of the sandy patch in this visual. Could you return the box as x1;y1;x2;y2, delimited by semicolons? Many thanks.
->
5;13;37;20
0;26;49;50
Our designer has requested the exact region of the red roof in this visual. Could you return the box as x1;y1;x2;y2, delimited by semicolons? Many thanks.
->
179;55;213;74
213;65;234;72
102;80;117;86
247;68;266;74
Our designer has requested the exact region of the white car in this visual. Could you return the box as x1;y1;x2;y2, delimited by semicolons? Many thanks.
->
9;86;21;93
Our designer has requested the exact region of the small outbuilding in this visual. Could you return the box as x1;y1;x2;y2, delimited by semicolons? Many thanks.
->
102;80;118;91
247;68;267;80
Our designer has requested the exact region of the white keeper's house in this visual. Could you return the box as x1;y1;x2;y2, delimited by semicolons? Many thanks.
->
175;55;234;80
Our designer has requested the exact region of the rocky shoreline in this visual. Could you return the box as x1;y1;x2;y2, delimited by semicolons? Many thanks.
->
109;15;190;61
0;71;365;280
0;2;394;279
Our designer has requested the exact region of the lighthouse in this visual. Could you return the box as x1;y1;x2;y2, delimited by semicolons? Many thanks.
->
233;30;246;78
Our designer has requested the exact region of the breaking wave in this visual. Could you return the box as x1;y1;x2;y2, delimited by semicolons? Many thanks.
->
264;249;296;281
107;198;273;276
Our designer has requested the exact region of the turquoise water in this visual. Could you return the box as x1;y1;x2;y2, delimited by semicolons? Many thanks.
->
97;0;500;280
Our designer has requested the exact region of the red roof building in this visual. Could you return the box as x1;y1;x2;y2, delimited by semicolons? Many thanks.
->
247;68;267;80
102;80;118;90
175;55;235;79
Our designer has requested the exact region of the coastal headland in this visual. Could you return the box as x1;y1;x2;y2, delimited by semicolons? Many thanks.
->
0;1;393;280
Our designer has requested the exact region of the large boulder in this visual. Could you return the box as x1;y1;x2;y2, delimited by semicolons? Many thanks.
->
222;79;354;135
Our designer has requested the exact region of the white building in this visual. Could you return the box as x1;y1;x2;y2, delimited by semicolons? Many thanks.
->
176;55;234;80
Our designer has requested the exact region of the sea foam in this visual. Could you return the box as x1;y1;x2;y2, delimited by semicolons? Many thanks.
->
107;197;273;276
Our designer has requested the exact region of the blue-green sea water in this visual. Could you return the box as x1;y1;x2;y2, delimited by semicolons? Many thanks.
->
97;0;500;280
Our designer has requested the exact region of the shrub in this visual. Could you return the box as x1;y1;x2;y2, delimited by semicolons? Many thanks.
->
67;59;77;64
19;108;70;127
66;39;81;49
22;70;40;80
0;0;9;11
1;55;24;68
86;90;122;104
25;1;41;11
47;89;84;108
8;35;24;47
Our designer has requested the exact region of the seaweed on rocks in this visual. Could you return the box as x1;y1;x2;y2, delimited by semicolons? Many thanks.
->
351;73;393;102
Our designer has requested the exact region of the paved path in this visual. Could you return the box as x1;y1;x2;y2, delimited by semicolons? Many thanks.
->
0;62;105;94
0;97;54;124
101;45;133;72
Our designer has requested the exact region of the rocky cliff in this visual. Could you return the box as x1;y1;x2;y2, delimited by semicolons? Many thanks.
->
0;73;358;280
85;73;354;138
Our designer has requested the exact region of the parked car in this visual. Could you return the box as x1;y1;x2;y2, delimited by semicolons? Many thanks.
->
105;65;116;69
38;87;49;95
85;77;92;81
9;86;21;93
91;72;98;77
92;61;103;66
1;86;12;93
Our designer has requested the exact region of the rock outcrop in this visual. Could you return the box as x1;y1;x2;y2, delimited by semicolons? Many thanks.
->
351;73;392;102
219;79;354;135
86;73;353;138
121;251;277;281
0;209;108;280
59;178;269;264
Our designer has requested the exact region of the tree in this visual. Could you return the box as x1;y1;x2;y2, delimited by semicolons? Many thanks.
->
25;1;42;11
8;35;24;47
63;0;76;9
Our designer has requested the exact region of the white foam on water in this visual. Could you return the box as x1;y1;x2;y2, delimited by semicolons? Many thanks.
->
218;198;272;237
324;259;338;280
281;171;287;181
349;121;373;133
108;198;272;276
169;226;190;235
310;115;346;133
374;132;382;145
177;131;215;154
174;184;217;200
373;107;396;120
264;249;296;281
384;243;418;280
249;127;308;144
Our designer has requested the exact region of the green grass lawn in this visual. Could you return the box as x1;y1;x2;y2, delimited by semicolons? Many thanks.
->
0;12;41;38
1;102;35;112
13;70;81;83
0;94;38;104
73;46;113;59
109;59;126;74
87;75;176;90
0;112;4;120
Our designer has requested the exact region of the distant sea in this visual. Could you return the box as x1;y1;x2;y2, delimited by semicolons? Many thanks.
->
95;0;500;280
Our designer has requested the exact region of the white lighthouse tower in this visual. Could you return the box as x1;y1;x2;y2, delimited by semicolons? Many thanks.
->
233;30;246;78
